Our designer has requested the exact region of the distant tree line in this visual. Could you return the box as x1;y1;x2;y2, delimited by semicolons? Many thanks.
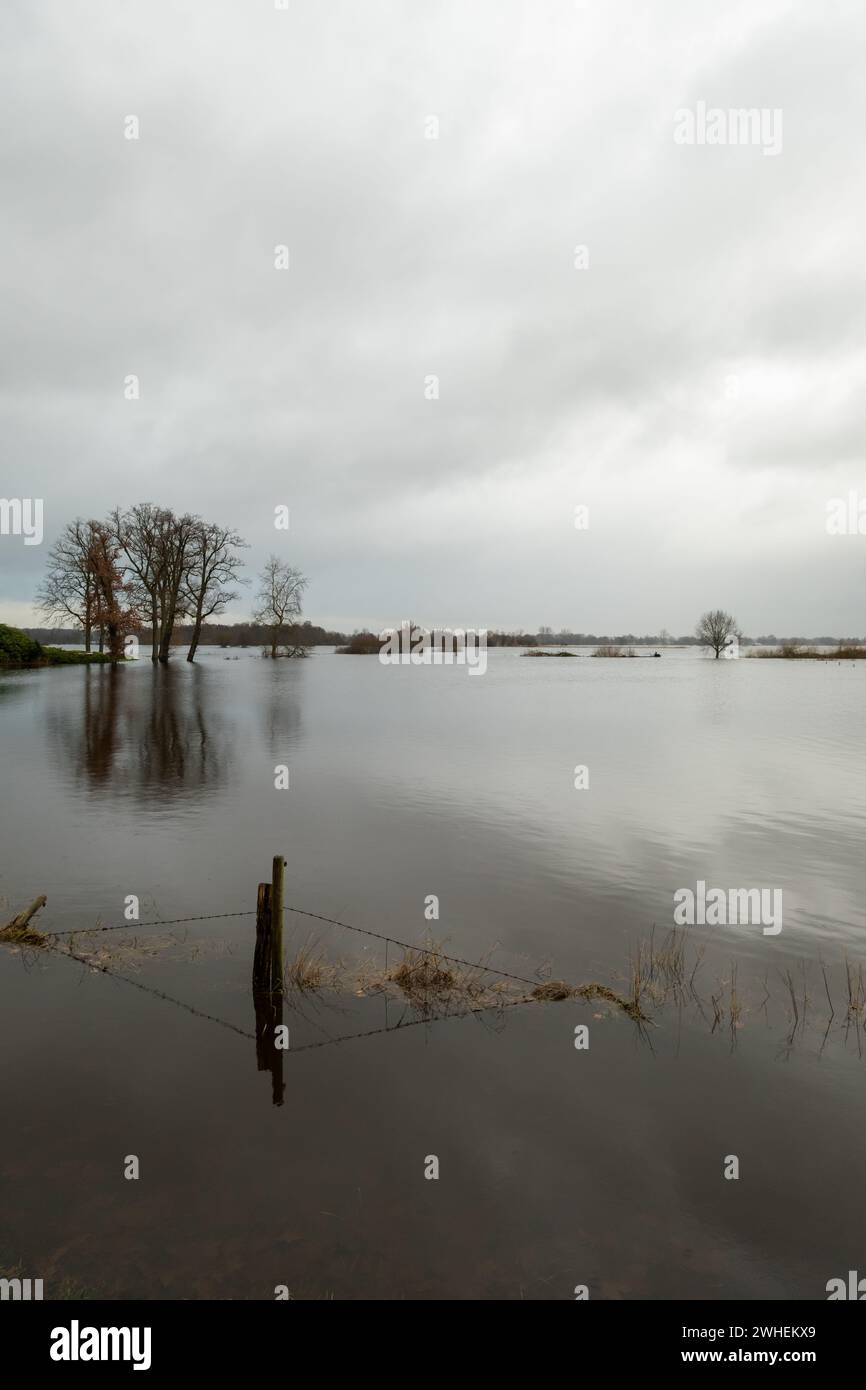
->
188;618;344;649
486;631;538;646
334;629;540;653
535;628;866;647
25;619;347;649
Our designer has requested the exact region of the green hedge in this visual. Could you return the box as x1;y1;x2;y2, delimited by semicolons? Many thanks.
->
0;625;113;666
41;646;112;665
0;624;43;664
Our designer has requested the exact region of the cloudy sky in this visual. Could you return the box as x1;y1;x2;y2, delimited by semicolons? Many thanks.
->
1;0;864;635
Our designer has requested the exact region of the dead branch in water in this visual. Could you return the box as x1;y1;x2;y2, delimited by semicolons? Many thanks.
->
0;895;47;946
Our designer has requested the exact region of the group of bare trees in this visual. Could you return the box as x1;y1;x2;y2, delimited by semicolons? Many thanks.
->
36;517;139;664
36;507;268;664
106;505;248;663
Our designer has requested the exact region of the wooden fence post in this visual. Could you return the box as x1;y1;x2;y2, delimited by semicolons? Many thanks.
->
271;855;285;993
253;873;285;1106
253;880;272;992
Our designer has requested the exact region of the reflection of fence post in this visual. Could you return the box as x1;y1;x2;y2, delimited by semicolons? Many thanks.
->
271;855;285;993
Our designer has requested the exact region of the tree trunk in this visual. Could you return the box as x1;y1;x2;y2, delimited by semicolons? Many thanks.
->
187;600;204;662
107;621;122;665
158;603;176;663
150;600;159;662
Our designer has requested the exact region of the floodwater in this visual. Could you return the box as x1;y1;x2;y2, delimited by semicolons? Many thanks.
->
1;646;865;1299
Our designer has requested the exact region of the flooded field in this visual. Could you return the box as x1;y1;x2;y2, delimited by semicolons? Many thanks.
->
2;647;866;1299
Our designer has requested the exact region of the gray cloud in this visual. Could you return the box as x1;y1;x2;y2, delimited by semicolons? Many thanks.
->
1;0;864;634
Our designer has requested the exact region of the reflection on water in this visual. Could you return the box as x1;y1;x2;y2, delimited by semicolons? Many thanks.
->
2;648;866;1299
253;987;285;1107
45;663;234;803
260;661;303;758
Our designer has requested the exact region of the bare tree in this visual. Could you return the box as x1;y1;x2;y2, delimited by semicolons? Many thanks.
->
153;511;199;663
182;522;248;662
695;609;738;658
252;556;308;658
110;503;167;662
89;523;140;664
35;519;100;649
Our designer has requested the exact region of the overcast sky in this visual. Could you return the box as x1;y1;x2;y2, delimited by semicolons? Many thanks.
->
1;0;864;635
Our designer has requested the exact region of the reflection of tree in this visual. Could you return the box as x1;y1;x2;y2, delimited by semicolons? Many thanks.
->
135;665;218;790
84;664;123;782
48;664;231;802
260;661;304;758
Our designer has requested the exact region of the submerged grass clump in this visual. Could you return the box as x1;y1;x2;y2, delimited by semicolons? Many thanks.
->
574;981;648;1022
0;896;227;974
389;946;459;1004
282;936;342;992
0;923;46;948
844;957;866;1021
280;934;651;1022
377;941;513;1011
531;980;573;1001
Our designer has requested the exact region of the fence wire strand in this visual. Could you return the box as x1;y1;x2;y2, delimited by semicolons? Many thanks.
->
41;904;542;988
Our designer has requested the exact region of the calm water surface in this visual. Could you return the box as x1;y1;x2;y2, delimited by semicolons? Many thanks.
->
1;647;865;1298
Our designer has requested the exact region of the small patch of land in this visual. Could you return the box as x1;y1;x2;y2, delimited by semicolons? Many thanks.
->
747;644;866;660
0;624;113;668
336;633;381;654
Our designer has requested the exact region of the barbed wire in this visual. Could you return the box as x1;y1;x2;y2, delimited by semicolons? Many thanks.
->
280;904;542;987
46;936;530;1058
43;910;256;936
44;941;257;1041
40;904;542;988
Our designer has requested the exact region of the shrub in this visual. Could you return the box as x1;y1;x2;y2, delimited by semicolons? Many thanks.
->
0;624;43;665
336;632;381;654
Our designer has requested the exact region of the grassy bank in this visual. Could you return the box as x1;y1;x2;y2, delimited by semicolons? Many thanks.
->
0;624;113;668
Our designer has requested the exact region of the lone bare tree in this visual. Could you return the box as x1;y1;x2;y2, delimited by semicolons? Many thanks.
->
253;556;308;658
36;519;100;649
695;609;738;658
183;522;248;662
